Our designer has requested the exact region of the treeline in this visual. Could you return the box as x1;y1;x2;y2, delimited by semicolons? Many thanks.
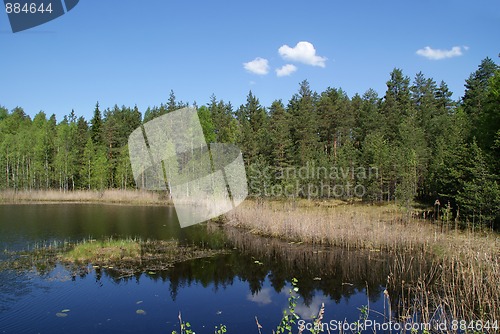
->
1;57;499;227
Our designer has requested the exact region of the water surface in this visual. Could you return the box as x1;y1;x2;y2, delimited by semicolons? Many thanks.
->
0;204;394;333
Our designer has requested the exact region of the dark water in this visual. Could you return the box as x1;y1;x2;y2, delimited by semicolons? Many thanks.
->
0;204;394;333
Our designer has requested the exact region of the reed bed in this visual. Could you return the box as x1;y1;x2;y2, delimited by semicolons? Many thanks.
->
225;199;500;326
0;189;168;205
225;200;445;252
389;234;500;325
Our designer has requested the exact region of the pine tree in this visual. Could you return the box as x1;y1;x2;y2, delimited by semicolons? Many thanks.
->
236;91;268;165
90;102;103;145
288;80;319;165
358;89;382;143
268;100;292;170
454;140;500;228
208;96;238;144
380;69;412;142
462;58;498;141
479;69;500;159
361;131;391;202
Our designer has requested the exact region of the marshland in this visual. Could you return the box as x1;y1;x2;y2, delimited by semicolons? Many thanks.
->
0;196;498;333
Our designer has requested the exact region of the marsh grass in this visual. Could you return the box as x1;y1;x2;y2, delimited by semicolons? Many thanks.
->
60;238;142;263
225;199;500;327
0;189;169;205
225;200;443;252
389;235;500;325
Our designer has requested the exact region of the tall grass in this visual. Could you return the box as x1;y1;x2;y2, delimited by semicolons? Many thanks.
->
225;199;500;325
388;233;500;325
0;189;169;205
225;200;444;252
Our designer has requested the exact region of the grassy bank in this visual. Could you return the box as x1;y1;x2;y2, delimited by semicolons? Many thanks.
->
225;200;500;324
0;189;170;205
225;199;444;251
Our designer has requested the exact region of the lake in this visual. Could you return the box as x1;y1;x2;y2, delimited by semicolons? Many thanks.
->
0;204;395;333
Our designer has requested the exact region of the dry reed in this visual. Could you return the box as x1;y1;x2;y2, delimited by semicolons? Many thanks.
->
0;189;169;205
225;199;500;326
225;200;445;252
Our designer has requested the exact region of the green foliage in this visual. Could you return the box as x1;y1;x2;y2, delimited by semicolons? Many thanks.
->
275;278;300;334
268;100;293;170
209;96;239;144
288;80;319;165
53;116;79;190
454;140;500;228
172;312;195;334
236;91;268;165
198;106;216;144
356;305;369;334
90;102;103;145
214;325;227;334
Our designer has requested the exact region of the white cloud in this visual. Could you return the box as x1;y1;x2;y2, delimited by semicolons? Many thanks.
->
243;57;270;75
247;288;272;305
278;41;327;67
276;64;297;77
278;291;330;320
416;46;467;60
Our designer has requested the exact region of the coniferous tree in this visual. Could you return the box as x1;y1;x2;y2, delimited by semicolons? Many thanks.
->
478;69;500;160
288;80;319;165
358;89;382;144
90;102;103;145
381;69;412;142
268;100;292;170
236;91;268;165
208;96;238;144
454;139;500;228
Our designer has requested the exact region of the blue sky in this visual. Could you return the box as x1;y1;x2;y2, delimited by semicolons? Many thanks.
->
1;0;499;121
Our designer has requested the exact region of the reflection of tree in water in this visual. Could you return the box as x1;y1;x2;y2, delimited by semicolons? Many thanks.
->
91;225;396;307
2;224;430;315
220;226;391;306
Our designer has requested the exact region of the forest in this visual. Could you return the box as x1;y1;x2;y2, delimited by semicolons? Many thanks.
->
1;57;499;229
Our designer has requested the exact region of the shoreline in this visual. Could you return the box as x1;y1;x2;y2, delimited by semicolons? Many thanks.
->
0;189;172;206
223;200;500;323
223;200;500;270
